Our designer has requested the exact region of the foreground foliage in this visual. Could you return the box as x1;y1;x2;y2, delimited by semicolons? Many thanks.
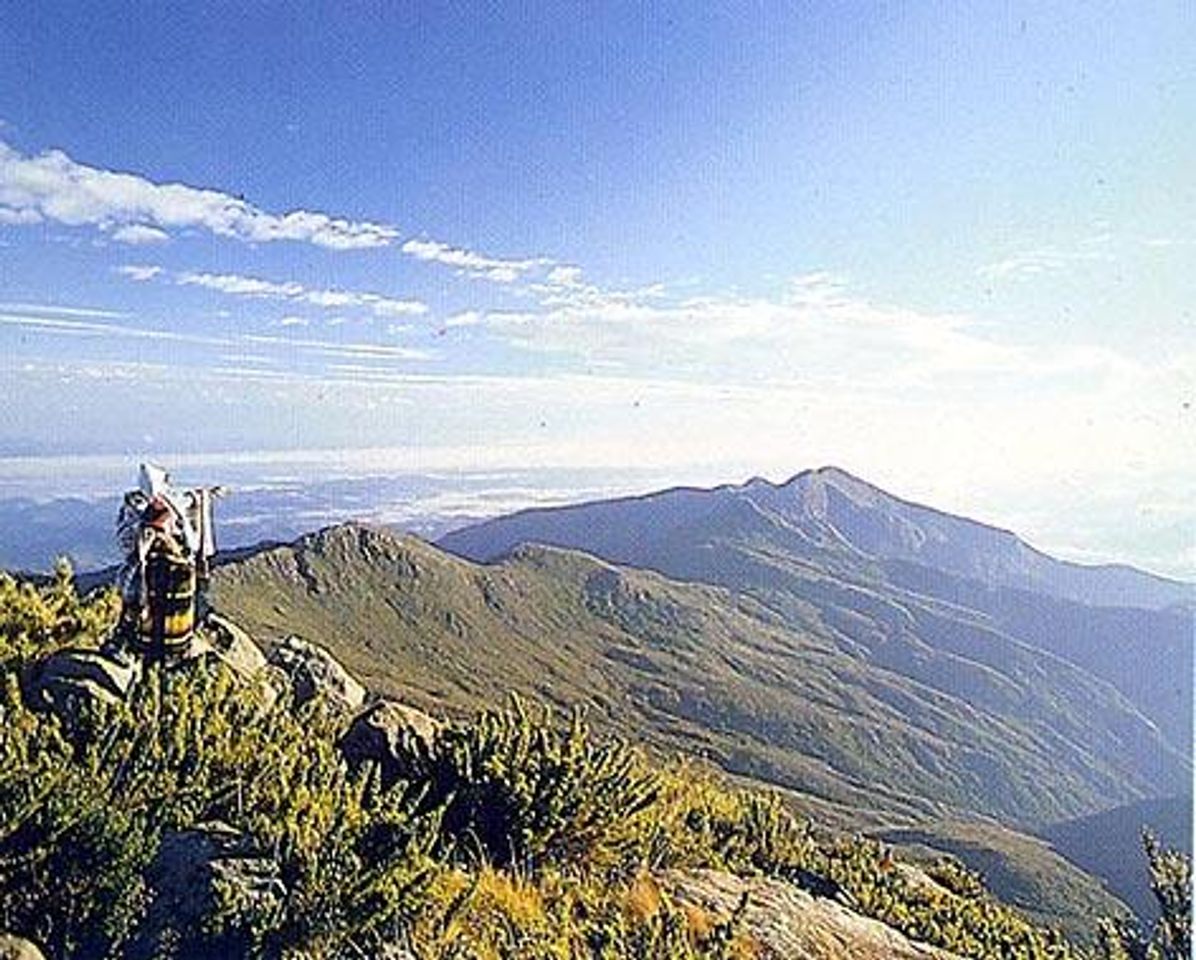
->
0;568;1189;959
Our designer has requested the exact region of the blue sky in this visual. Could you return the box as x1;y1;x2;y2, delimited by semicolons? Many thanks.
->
0;2;1193;577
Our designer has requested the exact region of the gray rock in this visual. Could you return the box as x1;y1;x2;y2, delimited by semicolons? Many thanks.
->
201;612;268;678
0;934;46;960
268;635;366;712
340;698;441;787
128;821;284;960
27;648;141;718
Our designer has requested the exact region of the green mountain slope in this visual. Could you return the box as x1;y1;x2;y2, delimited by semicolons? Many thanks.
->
439;467;1193;757
879;819;1132;945
208;524;1187;833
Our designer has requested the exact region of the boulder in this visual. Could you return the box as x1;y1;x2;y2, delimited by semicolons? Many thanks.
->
128;821;284;960
0;934;46;960
340;698;441;787
200;612;268;678
26;648;141;718
268;635;366;712
662;869;964;960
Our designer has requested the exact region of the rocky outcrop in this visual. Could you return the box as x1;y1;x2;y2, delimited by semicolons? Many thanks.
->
0;934;46;960
268;634;366;712
662;869;964;960
340;698;440;787
199;612;268;678
127;821;284;960
25;648;141;719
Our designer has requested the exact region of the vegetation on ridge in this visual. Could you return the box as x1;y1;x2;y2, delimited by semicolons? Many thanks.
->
0;567;1189;959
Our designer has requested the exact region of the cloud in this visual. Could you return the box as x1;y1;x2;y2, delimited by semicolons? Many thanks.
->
400;237;550;281
277;315;309;327
167;269;427;317
116;264;164;282
977;245;1110;282
241;333;431;361
111;223;170;245
0;300;126;319
0;140;398;249
456;269;1146;397
0;205;41;225
0;310;432;363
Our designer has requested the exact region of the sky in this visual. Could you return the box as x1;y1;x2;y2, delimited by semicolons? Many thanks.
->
0;2;1193;578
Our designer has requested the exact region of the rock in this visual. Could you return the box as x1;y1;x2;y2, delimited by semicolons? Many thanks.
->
662;869;965;960
340;699;441;787
26;648;141;718
128;821;284;960
0;934;47;960
200;612;268;678
268;635;366;712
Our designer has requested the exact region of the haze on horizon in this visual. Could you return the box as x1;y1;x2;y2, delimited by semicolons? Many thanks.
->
0;3;1192;579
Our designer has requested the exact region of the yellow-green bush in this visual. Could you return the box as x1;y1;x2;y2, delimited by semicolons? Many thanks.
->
392;696;658;873
0;561;117;666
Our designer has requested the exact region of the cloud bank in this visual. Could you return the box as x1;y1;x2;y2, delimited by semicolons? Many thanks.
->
0;141;398;250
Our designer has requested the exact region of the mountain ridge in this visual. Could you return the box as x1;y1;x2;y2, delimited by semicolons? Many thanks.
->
208;521;1189;830
439;467;1194;753
442;466;1193;610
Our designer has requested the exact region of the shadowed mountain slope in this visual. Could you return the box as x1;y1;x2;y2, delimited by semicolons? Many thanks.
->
1039;795;1193;924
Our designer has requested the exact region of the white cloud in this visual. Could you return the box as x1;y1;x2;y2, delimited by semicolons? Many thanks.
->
0;140;398;250
0;300;126;319
277;315;309;327
0;310;433;363
456;270;1154;403
116;264;164;282
179;271;304;299
0;205;42;225
978;245;1110;281
170;269;427;317
400;237;550;281
111;223;170;245
240;333;432;361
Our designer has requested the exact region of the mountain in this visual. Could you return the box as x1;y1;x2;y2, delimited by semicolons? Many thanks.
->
1040;796;1193;924
441;467;1193;610
877;819;1132;945
439;467;1194;753
208;523;1188;831
205;522;1184;939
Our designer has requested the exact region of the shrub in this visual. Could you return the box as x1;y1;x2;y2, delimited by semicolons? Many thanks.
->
392;696;659;873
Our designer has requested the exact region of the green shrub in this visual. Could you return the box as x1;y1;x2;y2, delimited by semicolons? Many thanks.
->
392;696;659;873
0;664;440;959
0;561;117;667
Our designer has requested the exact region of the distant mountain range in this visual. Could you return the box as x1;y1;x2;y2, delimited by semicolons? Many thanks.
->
440;466;1194;751
442;466;1193;610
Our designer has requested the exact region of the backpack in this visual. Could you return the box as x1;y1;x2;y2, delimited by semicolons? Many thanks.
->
135;530;197;659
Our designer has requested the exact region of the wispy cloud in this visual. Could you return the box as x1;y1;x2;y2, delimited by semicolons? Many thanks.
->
0;310;432;362
455;268;1143;394
0;140;560;280
128;267;429;318
400;237;551;282
110;223;170;245
116;264;164;282
0;300;126;319
977;245;1111;281
0;140;399;250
